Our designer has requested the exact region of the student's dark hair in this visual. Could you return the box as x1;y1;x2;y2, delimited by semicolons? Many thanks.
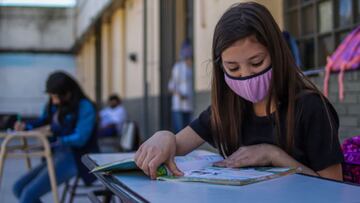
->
108;94;122;105
211;2;332;157
45;71;90;124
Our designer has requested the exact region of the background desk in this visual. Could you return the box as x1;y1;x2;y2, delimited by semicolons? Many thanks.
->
82;153;360;203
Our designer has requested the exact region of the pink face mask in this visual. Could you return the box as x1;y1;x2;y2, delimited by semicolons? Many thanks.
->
224;66;272;103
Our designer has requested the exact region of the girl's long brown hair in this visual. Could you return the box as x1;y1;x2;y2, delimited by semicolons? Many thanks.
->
211;2;332;157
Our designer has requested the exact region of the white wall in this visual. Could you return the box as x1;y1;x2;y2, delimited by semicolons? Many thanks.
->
0;53;75;116
0;7;75;51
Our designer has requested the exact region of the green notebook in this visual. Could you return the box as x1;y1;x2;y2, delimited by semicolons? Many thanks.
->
91;153;297;186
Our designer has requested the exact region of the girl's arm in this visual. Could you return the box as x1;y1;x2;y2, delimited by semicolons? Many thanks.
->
270;146;342;180
215;144;343;181
23;106;49;130
270;146;318;176
317;164;343;181
175;126;206;156
60;100;96;147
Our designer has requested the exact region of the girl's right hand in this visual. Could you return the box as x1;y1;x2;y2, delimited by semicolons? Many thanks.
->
134;131;184;179
14;121;26;131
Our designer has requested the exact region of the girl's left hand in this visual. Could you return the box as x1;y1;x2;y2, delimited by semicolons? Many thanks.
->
213;144;281;168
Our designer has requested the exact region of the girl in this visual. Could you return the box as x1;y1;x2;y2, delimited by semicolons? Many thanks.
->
13;71;98;203
135;2;344;181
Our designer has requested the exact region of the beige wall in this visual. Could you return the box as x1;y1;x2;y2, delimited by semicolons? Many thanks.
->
175;0;186;60
101;22;112;101
76;0;161;102
259;0;284;29
123;0;161;98
146;0;161;96
76;34;96;101
124;0;143;99
110;9;126;98
194;0;284;92
89;35;96;100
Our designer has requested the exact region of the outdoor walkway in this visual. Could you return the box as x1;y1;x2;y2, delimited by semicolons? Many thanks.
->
0;158;91;202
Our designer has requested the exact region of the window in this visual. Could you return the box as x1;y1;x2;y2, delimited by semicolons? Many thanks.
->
357;0;360;22
284;0;359;71
318;1;333;33
338;0;352;27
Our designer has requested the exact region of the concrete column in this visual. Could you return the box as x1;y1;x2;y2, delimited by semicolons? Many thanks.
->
101;22;111;103
84;38;93;99
76;47;85;88
175;0;186;60
89;35;96;100
83;39;89;97
111;8;126;97
147;0;160;97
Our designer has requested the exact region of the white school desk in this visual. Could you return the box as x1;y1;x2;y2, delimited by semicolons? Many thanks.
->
82;153;360;203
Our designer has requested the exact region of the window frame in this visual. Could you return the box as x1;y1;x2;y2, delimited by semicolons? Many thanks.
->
284;0;360;75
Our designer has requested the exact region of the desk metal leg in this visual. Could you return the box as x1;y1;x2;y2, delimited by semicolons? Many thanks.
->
0;135;12;188
88;189;114;203
39;136;59;203
0;133;59;203
20;137;32;169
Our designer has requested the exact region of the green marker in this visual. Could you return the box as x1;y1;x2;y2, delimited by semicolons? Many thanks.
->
15;114;23;131
17;114;22;122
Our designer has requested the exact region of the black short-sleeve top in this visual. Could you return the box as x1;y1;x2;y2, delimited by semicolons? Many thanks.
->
189;93;344;172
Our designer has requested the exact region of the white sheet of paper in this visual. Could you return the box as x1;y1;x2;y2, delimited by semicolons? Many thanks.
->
175;155;224;172
184;167;274;180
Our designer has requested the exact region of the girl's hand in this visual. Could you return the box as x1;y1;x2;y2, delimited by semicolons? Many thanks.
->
14;121;26;131
134;131;184;179
214;144;281;168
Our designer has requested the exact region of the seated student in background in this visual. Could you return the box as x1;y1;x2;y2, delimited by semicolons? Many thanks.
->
98;94;127;137
134;2;344;181
13;71;98;203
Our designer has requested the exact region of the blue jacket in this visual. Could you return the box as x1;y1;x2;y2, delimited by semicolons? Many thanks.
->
27;99;99;185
